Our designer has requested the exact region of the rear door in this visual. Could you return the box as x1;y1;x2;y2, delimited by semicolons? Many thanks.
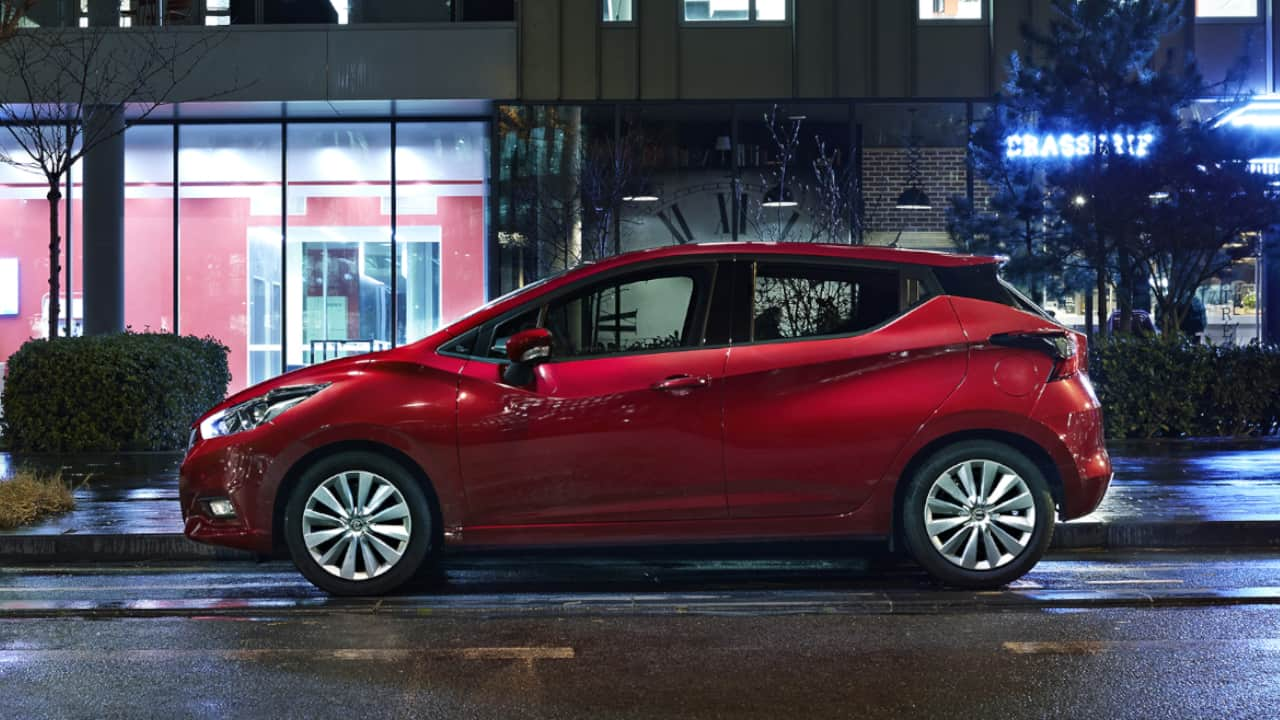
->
722;258;969;519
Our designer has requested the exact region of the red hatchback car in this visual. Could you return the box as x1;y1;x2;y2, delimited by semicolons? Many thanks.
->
181;243;1111;595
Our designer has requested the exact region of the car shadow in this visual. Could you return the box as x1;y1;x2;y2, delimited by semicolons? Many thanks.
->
396;542;938;596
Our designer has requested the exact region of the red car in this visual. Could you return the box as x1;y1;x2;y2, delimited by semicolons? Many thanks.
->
180;243;1111;595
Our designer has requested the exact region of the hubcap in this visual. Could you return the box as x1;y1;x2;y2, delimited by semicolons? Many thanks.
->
922;459;1036;571
301;470;413;581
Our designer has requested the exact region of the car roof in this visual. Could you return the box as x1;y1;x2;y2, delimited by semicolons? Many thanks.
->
432;242;999;339
584;242;998;271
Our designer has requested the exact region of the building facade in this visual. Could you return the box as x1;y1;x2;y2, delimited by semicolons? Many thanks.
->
0;0;1276;394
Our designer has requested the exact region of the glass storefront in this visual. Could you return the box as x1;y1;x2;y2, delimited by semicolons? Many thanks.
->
125;126;175;335
0;118;488;395
4;99;1276;399
285;123;393;372
179;123;283;391
0;133;81;359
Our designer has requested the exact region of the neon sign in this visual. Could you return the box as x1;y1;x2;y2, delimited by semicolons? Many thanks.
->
1249;157;1280;175
1005;132;1156;160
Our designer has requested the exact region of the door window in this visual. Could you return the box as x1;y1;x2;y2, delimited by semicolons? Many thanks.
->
488;307;541;358
752;263;902;341
544;271;702;358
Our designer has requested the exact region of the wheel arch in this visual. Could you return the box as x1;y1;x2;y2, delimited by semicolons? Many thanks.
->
889;429;1063;551
272;440;446;556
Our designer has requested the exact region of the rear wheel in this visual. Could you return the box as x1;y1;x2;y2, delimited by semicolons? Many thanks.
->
901;440;1054;589
284;451;435;596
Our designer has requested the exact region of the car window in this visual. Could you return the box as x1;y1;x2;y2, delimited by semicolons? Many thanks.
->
752;263;901;341
544;271;700;358
488;308;541;359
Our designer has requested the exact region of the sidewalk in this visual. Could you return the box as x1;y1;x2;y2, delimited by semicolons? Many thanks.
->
1;439;1279;561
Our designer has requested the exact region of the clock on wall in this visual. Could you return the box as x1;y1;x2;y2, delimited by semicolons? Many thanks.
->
626;177;804;248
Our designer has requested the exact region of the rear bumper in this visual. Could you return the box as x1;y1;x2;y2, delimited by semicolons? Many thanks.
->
1059;449;1112;520
1033;373;1112;520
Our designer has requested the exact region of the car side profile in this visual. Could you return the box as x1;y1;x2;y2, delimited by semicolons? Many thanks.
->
180;242;1112;596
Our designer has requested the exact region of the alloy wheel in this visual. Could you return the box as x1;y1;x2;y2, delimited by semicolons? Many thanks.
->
922;459;1037;571
300;470;413;581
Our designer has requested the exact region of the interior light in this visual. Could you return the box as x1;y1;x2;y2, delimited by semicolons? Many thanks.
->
622;179;660;203
895;186;931;210
762;183;799;208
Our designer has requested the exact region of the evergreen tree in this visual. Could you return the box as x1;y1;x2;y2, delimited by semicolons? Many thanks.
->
1136;123;1280;336
953;0;1253;335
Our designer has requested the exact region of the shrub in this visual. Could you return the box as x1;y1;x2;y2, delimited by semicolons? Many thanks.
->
0;332;230;452
1091;335;1280;439
0;471;74;529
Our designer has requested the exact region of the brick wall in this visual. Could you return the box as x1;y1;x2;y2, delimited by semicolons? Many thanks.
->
862;147;985;235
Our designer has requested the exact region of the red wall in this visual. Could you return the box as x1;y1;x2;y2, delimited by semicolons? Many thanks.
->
1;190;485;396
0;197;81;364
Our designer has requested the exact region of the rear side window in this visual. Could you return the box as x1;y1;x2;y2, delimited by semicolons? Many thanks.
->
933;264;1053;319
752;263;902;341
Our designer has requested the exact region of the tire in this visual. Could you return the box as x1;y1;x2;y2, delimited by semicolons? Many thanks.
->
284;451;436;596
901;440;1054;589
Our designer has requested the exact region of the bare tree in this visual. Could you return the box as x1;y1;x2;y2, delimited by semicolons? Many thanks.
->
747;106;854;245
0;27;235;339
747;106;803;243
806;137;854;244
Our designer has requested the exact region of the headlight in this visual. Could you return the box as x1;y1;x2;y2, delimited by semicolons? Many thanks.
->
199;383;330;441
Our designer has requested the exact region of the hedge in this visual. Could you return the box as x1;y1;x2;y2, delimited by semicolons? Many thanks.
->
1091;336;1280;439
1;332;230;452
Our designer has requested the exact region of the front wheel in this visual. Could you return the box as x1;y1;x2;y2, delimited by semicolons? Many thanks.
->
901;440;1055;589
284;451;435;596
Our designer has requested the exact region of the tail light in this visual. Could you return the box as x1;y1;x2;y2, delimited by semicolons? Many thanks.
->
990;331;1084;381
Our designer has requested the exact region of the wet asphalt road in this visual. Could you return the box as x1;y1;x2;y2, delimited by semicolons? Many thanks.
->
3;551;1280;718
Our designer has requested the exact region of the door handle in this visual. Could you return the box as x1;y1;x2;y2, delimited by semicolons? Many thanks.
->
652;374;711;391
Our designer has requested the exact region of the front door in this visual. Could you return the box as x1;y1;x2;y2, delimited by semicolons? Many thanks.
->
457;263;728;526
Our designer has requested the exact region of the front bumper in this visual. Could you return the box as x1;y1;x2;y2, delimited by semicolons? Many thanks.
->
179;432;292;555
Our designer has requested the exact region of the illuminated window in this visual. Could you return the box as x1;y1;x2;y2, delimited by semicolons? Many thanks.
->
1196;0;1259;18
917;0;984;21
205;0;230;25
683;0;787;22
602;0;632;22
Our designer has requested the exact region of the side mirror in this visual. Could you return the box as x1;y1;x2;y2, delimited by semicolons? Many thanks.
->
506;327;553;364
502;328;553;386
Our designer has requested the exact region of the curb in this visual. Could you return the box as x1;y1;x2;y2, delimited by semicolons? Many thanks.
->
1052;521;1280;550
5;587;1280;619
0;534;254;562
0;521;1278;563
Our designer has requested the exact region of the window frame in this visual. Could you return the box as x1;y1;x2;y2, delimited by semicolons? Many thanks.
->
679;0;792;26
914;0;987;26
738;257;941;346
459;259;723;364
1193;0;1263;22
